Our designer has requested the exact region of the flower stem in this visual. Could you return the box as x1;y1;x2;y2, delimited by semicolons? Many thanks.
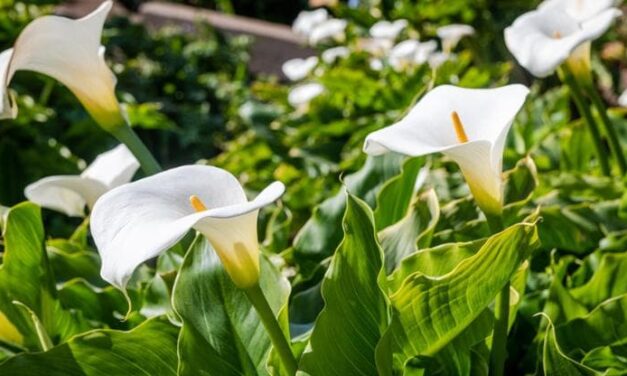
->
244;284;298;376
559;68;611;176
111;125;162;176
485;214;508;376
584;83;627;174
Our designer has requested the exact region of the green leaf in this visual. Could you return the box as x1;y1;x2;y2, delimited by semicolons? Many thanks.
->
379;189;440;274
173;236;291;376
376;220;539;374
0;202;89;348
0;317;179;375
299;195;389;375
293;153;409;263
543;319;599;375
570;253;627;310
373;157;424;230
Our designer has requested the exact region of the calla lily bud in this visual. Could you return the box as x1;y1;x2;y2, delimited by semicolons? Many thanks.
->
363;85;529;216
90;165;285;290
0;1;125;132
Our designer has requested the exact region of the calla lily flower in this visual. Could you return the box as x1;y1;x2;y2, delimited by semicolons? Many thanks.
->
436;24;475;53
90;165;285;289
504;7;621;78
281;56;319;81
369;19;408;40
309;18;348;45
0;1;125;132
363;85;529;215
539;0;619;22
321;46;350;64
359;38;394;57
288;82;325;107
25;144;139;217
414;40;438;65
292;8;329;38
428;51;453;69
388;39;420;70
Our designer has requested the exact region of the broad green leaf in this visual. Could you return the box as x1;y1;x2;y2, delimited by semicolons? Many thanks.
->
173;236;291;376
570;253;627;310
0;202;89;348
47;240;103;287
543;256;589;324
293;153;409;262
538;204;603;254
379;189;440;274
0;317;178;375
556;295;627;356
299;195;389;375
388;238;483;293
543;320;599;375
373;157;424;230
582;346;627;373
376;220;539;375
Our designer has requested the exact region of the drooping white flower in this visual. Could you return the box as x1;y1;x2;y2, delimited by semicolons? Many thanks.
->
292;8;329;37
370;58;384;71
505;7;621;78
288;82;324;107
0;1;125;131
282;56;319;81
309;18;348;45
369;19;409;40
25;144;139;217
321;46;350;64
90;165;285;289
539;0;620;22
363;85;529;215
437;24;475;53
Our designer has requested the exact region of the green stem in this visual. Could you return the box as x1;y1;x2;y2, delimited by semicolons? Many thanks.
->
244;284;298;376
490;282;510;376
584;83;627;174
485;214;509;376
559;68;611;176
111;126;162;176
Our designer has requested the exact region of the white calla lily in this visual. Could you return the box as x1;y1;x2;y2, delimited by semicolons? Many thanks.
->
90;165;285;289
363;85;529;215
321;46;350;63
292;8;329;37
281;56;319;81
388;39;420;70
359;38;394;57
414;40;438;65
288;82;324;107
309;18;348;45
0;1;125;131
436;24;475;53
539;0;619;22
25;144;139;217
505;7;621;78
369;19;408;40
428;51;453;69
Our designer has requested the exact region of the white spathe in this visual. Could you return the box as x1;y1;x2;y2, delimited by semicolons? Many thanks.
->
288;82;324;107
363;85;529;215
281;56;319;81
388;39;420;70
504;7;621;78
309;18;348;45
25;144;139;217
539;0;620;22
436;24;475;53
90;165;285;289
428;51;453;69
321;46;350;63
292;8;329;37
0;1;124;131
369;19;408;40
414;40;438;65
